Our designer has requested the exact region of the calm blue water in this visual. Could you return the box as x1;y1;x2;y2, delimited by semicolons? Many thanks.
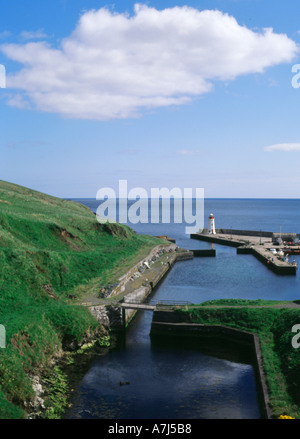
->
65;199;300;419
73;197;300;244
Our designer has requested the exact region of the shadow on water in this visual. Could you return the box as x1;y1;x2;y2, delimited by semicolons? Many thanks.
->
65;314;263;420
150;333;266;417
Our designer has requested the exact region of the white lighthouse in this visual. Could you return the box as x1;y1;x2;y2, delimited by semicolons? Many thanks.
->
208;213;216;234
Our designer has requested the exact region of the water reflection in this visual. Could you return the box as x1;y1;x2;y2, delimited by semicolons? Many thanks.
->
65;330;261;419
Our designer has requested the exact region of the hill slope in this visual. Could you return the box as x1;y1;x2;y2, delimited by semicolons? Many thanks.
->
0;180;162;418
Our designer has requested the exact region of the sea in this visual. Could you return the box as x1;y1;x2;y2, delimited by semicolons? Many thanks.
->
63;198;300;420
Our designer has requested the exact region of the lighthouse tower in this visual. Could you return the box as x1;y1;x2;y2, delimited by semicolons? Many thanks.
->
208;213;216;234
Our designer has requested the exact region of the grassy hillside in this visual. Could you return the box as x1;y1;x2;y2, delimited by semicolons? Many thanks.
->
0;180;163;418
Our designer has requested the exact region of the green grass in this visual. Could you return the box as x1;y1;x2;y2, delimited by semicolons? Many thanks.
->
0;180;163;418
193;298;294;307
177;301;300;418
42;366;70;419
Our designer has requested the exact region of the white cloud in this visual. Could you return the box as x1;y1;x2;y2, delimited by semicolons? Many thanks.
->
20;29;48;41
5;93;32;110
1;4;299;120
264;143;300;152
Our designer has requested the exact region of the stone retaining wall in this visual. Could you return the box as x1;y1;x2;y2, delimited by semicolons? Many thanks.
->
175;251;194;260
191;233;243;247
90;305;123;329
192;249;216;257
89;250;177;329
237;246;297;275
200;228;273;238
111;243;176;297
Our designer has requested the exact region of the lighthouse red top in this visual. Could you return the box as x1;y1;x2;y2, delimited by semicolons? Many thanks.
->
209;213;214;219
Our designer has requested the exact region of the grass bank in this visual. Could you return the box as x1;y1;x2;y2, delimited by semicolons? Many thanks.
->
0;180;163;418
176;299;300;419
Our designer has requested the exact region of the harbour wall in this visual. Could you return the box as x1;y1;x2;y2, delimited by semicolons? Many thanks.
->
120;248;216;324
191;232;297;275
90;251;179;330
200;229;300;242
191;233;243;247
108;244;176;298
237;246;297;275
201;228;273;238
191;249;216;257
123;253;178;327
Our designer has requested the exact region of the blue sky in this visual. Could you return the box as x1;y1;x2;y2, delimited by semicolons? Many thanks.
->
1;0;300;198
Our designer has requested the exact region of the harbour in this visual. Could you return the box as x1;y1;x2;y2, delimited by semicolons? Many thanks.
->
3;0;300;423
63;199;300;420
191;213;299;275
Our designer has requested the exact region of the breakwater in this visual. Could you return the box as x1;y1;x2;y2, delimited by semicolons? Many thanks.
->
202;228;273;238
191;249;216;257
236;246;297;275
191;231;298;275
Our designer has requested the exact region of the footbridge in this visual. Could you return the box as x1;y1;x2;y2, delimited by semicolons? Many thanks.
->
121;303;156;311
90;300;194;331
119;300;194;331
121;300;193;312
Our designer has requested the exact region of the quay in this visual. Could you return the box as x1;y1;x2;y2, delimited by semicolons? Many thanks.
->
191;228;299;275
86;244;196;329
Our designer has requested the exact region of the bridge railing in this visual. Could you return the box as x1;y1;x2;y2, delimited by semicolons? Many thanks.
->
102;298;193;309
155;300;193;309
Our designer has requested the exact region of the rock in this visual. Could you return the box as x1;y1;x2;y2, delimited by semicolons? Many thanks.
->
25;375;45;416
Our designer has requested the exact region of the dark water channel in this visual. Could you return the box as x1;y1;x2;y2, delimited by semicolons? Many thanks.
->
65;253;264;419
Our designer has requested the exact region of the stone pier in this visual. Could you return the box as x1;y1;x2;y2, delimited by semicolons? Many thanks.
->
191;231;298;275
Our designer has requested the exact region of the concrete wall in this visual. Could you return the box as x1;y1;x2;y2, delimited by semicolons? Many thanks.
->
89;252;177;330
237;246;297;275
200;229;300;240
123;286;152;324
191;233;243;247
175;251;194;261
192;249;216;257
200;228;273;238
109;243;176;298
218;229;273;238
